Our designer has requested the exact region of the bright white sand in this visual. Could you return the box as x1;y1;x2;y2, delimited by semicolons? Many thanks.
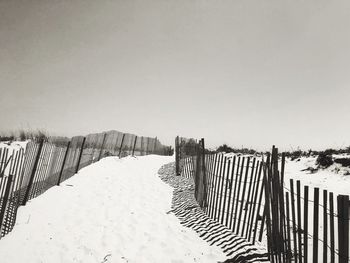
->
0;155;226;263
284;155;350;196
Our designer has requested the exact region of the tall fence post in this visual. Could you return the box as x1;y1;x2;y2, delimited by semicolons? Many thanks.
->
194;142;200;202
75;137;86;173
22;138;44;205
337;195;349;263
175;136;180;176
57;141;70;186
200;138;207;208
132;136;137;156
98;133;107;161
118;134;125;158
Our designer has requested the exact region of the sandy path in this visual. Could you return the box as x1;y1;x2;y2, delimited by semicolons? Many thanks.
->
0;155;226;263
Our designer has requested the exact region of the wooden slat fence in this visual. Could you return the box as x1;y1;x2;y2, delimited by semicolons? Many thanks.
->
175;136;350;262
175;136;266;244
0;131;172;239
261;147;350;263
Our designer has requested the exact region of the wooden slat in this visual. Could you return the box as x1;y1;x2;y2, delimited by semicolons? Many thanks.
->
229;156;241;230
244;159;258;239
290;179;298;262
304;185;309;263
263;154;274;263
209;154;221;218
286;192;292;263
76;137;86;173
296;180;303;263
216;157;227;222
241;158;256;238
225;156;236;227
232;156;245;232
212;154;224;220
237;157;250;235
206;154;217;216
221;159;231;225
329;192;335;263
98;133;107;161
279;153;287;262
57;141;70;186
313;187;319;263
118;134;125;158
337;195;349;263
323;190;328;263
251;161;264;243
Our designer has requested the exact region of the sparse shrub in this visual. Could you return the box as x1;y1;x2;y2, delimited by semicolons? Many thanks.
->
307;149;313;156
18;130;27;141
35;130;48;141
241;148;257;155
345;146;350;154
290;150;302;161
0;135;14;142
168;146;174;155
316;153;333;168
104;151;113;157
178;138;197;156
334;158;350;167
324;148;337;156
216;144;257;155
217;144;234;153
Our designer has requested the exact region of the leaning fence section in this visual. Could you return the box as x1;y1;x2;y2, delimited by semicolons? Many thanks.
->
175;136;350;263
0;130;172;239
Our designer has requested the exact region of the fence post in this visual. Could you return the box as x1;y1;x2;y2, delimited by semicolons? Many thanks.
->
313;188;320;263
337;195;349;263
132;136;137;156
140;136;143;156
194;142;200;202
118;134;125;158
57;141;70;186
0;174;14;233
200;138;208;208
330;193;335;263
323;190;328;263
75;137;86;173
153;137;157;154
304;186;309;263
22;138;44;205
146;137;150;155
175;136;180;176
98;133;107;161
262;155;273;261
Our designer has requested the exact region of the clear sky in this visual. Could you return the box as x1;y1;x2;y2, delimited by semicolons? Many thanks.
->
1;0;350;151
